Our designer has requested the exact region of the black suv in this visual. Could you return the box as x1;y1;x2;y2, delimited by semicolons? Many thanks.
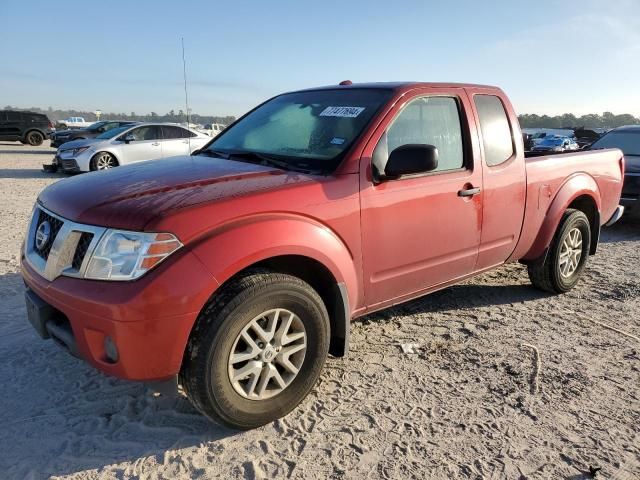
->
589;125;640;216
51;120;138;148
0;110;53;146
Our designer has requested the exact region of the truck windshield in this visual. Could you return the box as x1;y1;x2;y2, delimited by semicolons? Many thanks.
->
590;131;640;156
202;89;393;172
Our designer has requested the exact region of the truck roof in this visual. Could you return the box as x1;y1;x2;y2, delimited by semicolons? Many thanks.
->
295;81;501;93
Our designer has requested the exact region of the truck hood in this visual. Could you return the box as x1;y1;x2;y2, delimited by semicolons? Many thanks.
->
39;155;312;230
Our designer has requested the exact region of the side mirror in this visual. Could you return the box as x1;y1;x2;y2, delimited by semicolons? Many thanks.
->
122;134;135;144
384;144;439;178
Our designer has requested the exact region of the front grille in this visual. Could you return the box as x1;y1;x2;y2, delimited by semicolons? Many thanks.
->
33;210;64;260
26;205;106;281
72;232;94;270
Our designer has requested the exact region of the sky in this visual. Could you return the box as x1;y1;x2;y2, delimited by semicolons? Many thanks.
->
1;0;639;118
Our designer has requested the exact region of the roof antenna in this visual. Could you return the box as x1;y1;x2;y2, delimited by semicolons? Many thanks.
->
181;37;191;152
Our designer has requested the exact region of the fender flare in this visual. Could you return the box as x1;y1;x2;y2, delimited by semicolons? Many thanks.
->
187;214;360;353
523;174;601;262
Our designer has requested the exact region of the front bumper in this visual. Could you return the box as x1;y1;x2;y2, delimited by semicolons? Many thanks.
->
620;172;640;212
55;155;81;173
21;247;219;381
51;136;72;148
57;149;92;172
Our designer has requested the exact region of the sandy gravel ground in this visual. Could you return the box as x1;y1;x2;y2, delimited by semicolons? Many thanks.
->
0;142;638;480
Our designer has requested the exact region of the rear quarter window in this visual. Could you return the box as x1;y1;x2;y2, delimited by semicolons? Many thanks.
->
474;95;514;167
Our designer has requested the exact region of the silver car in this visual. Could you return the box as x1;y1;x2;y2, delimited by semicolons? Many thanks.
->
55;123;211;172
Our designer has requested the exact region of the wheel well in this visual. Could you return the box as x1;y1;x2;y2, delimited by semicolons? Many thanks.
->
568;195;599;254
237;255;349;357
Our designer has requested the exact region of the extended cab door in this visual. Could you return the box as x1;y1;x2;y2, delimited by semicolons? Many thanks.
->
468;89;526;269
360;88;483;309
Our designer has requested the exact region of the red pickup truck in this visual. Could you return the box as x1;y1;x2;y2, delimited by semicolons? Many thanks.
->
21;82;624;429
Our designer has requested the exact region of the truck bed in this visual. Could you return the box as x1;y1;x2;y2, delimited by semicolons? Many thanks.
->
511;148;624;262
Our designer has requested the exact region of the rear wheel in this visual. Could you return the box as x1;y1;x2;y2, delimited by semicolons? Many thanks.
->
528;209;591;293
25;131;44;146
180;270;330;429
90;152;118;170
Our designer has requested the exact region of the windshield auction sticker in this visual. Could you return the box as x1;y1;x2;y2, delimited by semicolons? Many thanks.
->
319;106;365;118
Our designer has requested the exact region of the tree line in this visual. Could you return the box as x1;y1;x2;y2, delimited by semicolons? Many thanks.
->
518;112;640;129
4;104;640;130
3;105;236;126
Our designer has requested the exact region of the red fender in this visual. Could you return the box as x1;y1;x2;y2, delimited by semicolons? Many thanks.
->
521;173;601;262
187;213;360;317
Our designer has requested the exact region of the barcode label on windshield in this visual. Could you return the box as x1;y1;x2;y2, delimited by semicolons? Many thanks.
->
319;106;365;118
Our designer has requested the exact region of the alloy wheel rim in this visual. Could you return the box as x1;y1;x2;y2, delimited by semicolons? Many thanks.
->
96;154;114;169
559;227;583;278
228;308;307;400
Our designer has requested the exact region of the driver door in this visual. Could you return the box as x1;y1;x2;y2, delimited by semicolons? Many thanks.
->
360;88;483;309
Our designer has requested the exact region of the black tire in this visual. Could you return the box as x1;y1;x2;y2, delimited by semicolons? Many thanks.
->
90;152;118;170
25;130;44;146
180;270;330;430
528;209;591;293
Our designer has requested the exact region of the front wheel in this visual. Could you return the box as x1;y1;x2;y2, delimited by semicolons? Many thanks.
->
528;209;591;293
180;270;330;429
90;152;118;170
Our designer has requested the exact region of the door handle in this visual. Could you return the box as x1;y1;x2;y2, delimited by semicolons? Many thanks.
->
151;142;160;146
458;187;481;197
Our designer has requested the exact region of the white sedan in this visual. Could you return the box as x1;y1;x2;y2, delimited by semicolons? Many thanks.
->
55;123;211;172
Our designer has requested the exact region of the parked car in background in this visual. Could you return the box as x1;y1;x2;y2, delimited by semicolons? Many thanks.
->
51;121;138;148
589;125;640;215
573;127;604;149
57;117;93;130
22;81;624;429
522;132;534;151
54;123;210;172
531;136;580;153
527;129;575;147
200;123;227;137
0;110;54;146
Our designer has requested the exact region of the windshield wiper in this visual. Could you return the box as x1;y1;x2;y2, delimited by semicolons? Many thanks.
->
196;149;229;159
207;149;321;174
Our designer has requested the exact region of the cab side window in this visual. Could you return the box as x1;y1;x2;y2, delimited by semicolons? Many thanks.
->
474;95;514;166
162;126;197;138
128;126;160;141
381;96;465;173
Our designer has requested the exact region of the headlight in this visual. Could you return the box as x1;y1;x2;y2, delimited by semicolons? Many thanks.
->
72;146;91;156
84;230;182;281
